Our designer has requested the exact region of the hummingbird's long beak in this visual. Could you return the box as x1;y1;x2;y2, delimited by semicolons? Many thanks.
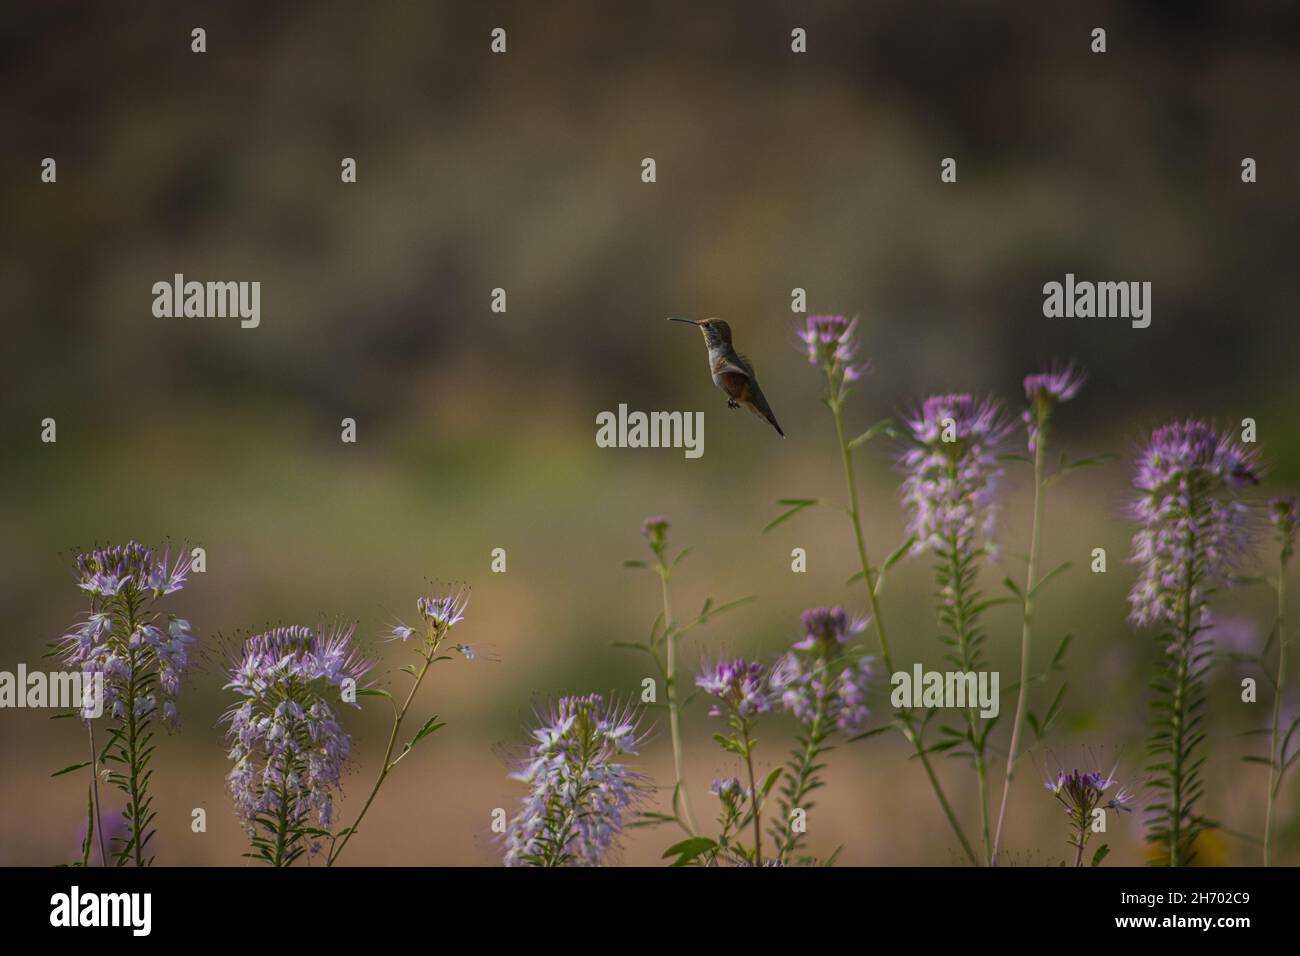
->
667;317;701;325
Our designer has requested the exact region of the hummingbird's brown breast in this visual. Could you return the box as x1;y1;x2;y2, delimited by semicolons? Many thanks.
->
710;349;748;397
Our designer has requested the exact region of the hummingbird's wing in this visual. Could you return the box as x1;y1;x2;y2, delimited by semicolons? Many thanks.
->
712;353;752;379
743;378;785;438
721;352;784;438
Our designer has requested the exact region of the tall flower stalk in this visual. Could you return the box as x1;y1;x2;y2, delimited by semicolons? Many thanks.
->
1130;421;1259;866
621;517;752;836
223;624;371;866
769;607;873;862
327;587;474;866
772;314;978;865
1263;496;1296;865
57;542;193;866
900;393;1012;864
696;656;776;865
503;693;649;866
991;364;1087;865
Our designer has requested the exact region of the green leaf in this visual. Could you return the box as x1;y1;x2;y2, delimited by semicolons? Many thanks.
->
713;733;746;756
697;596;755;622
610;640;656;659
760;766;784;798
763;499;818;533
1050;634;1072;670
356;688;392;700
847;418;897;448
672;548;693;568
847;726;889;743
662;836;718;867
622;559;648;569
51;762;91;778
81;785;95;867
883;536;917;571
409;715;446;747
1045;453;1118;488
1090;844;1110;867
1041;683;1067;731
1029;561;1072;598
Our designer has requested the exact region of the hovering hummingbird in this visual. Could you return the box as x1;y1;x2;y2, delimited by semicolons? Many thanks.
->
668;317;784;437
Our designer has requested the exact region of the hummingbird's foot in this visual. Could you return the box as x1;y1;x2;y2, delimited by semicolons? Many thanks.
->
727;398;739;409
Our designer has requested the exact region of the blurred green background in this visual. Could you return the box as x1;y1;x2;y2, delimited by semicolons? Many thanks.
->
1;1;1298;865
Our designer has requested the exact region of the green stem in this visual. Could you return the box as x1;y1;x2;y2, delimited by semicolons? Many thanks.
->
271;745;296;867
87;724;108;867
120;594;147;868
1168;545;1196;867
827;379;979;866
943;537;991;864
992;437;1045;865
741;722;763;866
657;562;699;835
543;715;599;867
778;705;826;861
1265;552;1287;866
328;637;439;867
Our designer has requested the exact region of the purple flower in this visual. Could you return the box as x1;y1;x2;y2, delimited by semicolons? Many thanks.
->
504;694;649;866
696;657;772;717
1023;363;1087;405
794;606;867;650
709;776;745;800
1127;421;1260;629
797;315;865;380
1045;767;1133;817
222;624;371;853
60;542;195;725
772;607;875;734
416;586;469;629
899;394;1012;555
640;516;670;548
387;587;470;644
74;542;156;597
1022;362;1087;452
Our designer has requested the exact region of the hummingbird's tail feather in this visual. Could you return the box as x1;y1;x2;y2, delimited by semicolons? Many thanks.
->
745;390;785;438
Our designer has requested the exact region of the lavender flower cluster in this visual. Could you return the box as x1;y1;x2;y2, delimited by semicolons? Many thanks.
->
1128;421;1261;630
1022;364;1086;453
899;394;1012;556
1045;767;1133;817
223;625;372;841
504;693;648;866
770;607;873;734
798;314;865;381
59;541;194;724
696;657;772;717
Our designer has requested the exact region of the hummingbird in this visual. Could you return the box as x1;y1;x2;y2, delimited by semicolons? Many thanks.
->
668;317;784;437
